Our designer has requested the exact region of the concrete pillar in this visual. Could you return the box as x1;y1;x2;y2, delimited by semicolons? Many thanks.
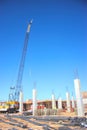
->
66;92;70;112
32;89;37;116
19;91;23;113
58;97;62;109
72;96;75;108
74;79;84;116
52;94;56;109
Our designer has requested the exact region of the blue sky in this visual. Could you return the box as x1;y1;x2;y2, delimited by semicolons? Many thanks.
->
0;0;87;101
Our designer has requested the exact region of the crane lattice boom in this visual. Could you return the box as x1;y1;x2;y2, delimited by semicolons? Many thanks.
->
15;20;32;101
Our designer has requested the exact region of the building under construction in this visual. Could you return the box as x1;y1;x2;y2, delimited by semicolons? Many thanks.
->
23;91;87;113
0;20;87;118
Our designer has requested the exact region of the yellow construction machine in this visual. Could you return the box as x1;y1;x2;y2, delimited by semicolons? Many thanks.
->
0;101;19;113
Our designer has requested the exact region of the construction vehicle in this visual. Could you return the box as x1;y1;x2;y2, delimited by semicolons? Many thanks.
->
0;101;19;113
0;20;32;113
0;102;9;113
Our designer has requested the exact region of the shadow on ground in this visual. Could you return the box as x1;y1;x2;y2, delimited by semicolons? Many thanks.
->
58;127;72;130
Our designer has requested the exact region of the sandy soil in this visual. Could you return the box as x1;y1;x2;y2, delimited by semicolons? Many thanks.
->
0;112;86;130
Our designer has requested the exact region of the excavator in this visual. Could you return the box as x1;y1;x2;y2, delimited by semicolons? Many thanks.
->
0;20;32;113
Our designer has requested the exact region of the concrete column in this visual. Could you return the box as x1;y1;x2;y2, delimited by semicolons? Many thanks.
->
32;89;37;116
52;94;56;109
19;91;23;113
72;96;75;108
66;92;70;112
58;97;62;109
74;79;84;116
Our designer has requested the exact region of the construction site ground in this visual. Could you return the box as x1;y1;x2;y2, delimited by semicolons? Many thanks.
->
0;112;87;130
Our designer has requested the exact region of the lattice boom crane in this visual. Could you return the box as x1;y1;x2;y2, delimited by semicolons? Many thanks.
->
15;20;32;101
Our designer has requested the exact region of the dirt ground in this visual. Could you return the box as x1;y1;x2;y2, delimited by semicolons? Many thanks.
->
0;112;86;130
